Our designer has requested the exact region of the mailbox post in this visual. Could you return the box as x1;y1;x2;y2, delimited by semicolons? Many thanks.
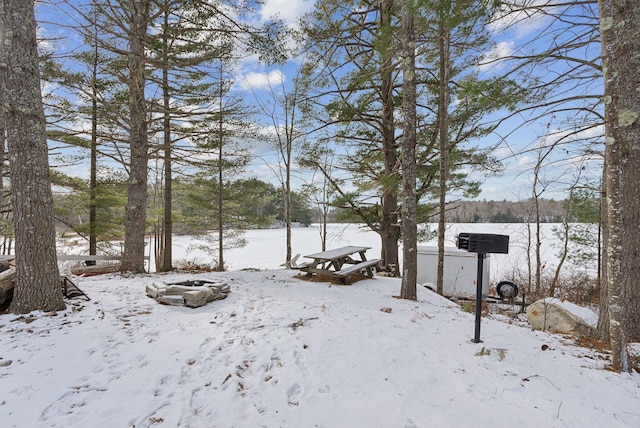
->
457;233;509;343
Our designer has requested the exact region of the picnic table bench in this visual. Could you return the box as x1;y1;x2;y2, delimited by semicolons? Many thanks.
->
300;246;380;284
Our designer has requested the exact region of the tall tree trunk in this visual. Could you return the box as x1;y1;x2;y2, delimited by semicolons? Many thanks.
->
533;159;542;295
284;93;293;264
436;10;451;296
379;0;400;274
550;185;577;296
0;111;5;235
217;63;224;271
525;220;533;294
400;0;417;300
122;0;149;273
159;74;172;272
158;10;173;272
285;166;292;263
0;0;65;313
321;198;328;251
89;21;99;258
599;0;640;372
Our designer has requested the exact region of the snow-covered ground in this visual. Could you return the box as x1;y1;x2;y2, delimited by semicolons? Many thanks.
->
1;223;638;427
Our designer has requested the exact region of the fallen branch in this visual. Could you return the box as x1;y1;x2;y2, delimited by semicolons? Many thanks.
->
522;374;561;391
289;317;319;331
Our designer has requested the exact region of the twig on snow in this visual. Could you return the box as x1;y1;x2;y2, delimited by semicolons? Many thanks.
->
521;374;561;391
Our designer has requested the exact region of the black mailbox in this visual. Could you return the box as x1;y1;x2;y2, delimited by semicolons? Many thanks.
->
457;233;509;254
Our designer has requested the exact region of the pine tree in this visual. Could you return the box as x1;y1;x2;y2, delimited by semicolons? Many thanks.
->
0;0;65;313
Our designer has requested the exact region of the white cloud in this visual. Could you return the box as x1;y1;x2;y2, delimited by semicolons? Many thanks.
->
539;125;604;150
576;124;605;141
493;145;518;160
479;41;515;71
238;69;285;90
489;0;557;38
259;0;315;26
518;155;535;167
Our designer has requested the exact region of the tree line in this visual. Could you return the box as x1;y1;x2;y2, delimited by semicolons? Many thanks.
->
54;177;315;238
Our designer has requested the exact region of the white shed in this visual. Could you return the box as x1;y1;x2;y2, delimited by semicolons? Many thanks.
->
416;246;490;298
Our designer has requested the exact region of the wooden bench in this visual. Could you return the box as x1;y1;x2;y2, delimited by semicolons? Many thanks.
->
333;258;380;284
282;253;312;270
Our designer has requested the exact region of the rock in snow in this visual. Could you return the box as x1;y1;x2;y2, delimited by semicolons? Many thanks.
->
526;297;597;337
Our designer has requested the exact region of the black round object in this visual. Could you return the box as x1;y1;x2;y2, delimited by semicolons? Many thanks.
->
497;280;519;300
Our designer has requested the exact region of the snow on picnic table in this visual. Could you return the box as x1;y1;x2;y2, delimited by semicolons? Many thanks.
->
1;270;639;428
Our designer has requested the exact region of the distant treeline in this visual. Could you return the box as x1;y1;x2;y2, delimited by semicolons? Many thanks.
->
324;198;577;224
442;199;570;223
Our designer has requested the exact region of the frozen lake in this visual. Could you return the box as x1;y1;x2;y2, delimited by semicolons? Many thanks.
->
169;223;574;285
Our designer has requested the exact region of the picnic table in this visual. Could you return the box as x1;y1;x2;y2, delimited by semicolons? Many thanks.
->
300;246;380;284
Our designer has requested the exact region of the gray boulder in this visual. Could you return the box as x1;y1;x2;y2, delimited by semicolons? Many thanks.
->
526;297;597;337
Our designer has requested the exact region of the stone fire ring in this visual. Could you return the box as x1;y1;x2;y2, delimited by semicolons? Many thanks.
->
146;280;230;308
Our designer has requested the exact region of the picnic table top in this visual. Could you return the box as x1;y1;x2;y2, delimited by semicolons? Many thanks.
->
303;246;371;261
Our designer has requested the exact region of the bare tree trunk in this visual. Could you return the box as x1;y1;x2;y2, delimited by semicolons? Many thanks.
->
400;0;417;300
0;0;65;313
321;203;328;251
122;0;150;273
599;0;640;372
89;20;99;258
158;12;173;272
533;158;543;295
380;193;400;274
549;218;569;297
550;184;578;296
436;12;451;296
0;110;5;235
380;0;400;274
285;170;292;263
217;64;224;271
284;94;293;264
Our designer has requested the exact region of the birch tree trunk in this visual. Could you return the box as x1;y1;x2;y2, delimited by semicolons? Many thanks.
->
0;0;65;313
598;0;640;372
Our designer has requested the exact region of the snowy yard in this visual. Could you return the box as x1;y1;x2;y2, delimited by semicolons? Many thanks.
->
1;224;639;427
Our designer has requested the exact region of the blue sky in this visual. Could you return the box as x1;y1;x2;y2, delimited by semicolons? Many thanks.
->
246;0;604;202
39;0;603;203
465;1;603;201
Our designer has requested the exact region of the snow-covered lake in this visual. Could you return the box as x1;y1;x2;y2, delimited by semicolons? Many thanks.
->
170;223;573;283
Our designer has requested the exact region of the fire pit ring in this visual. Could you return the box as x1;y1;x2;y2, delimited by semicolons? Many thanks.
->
146;280;230;308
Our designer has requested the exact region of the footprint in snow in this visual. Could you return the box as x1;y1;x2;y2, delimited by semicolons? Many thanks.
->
287;382;303;406
39;385;107;422
293;350;309;378
318;384;331;394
